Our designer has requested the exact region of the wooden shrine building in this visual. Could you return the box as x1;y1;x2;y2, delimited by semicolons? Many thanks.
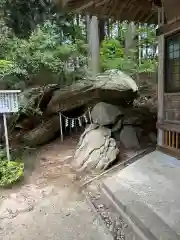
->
59;0;180;158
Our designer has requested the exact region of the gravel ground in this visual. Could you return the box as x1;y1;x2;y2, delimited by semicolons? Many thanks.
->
81;149;154;240
0;137;113;240
0;136;152;240
85;182;128;240
0;185;114;240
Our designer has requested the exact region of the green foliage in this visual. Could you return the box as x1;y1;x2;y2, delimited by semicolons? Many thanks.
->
100;39;124;70
0;60;27;76
100;39;137;75
137;24;157;59
0;2;158;88
100;27;158;75
0;20;87;88
0;60;14;73
2;0;86;41
0;158;24;187
138;59;158;73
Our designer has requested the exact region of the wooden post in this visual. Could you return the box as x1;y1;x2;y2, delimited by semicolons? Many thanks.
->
88;15;100;76
59;113;63;142
157;7;165;146
3;113;10;161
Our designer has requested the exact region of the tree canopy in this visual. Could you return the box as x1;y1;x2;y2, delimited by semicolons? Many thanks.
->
0;0;158;89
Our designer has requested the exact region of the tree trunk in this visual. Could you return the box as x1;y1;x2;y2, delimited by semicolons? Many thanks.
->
98;18;105;43
124;22;137;57
88;15;100;75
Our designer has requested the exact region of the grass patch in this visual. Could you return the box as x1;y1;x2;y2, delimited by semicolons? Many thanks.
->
0;150;24;187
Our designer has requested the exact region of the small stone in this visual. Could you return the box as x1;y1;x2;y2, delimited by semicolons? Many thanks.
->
27;205;34;212
98;204;104;209
101;211;108;218
106;223;110;228
109;223;114;232
123;223;128;228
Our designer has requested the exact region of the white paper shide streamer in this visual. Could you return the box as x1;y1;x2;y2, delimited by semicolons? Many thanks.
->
65;118;69;128
59;108;92;142
84;113;88;123
71;119;75;128
78;117;82;127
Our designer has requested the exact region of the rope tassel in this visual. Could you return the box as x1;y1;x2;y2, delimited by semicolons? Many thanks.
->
65;118;69;127
78;117;82;127
84;114;88;123
71;119;75;128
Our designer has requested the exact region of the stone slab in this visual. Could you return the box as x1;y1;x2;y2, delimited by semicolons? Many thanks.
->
102;150;180;240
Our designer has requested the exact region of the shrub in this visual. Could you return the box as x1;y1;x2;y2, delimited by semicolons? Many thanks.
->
0;160;24;187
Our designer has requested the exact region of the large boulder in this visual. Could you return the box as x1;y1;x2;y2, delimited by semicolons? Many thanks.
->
21;115;60;147
11;85;59;131
18;84;59;118
91;102;123;126
120;125;140;149
73;124;119;172
46;70;138;114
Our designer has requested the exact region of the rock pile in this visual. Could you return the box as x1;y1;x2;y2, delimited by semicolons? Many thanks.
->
10;70;138;147
8;69;157;174
73;101;157;172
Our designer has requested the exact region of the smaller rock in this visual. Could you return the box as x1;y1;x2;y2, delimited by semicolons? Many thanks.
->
149;132;157;144
123;223;128;228
120;126;140;149
91;102;123;126
106;223;110;228
112;131;121;142
98;204;104;209
135;127;143;141
111;118;123;132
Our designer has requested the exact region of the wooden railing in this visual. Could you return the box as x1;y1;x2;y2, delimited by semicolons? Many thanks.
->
157;121;180;157
164;130;180;150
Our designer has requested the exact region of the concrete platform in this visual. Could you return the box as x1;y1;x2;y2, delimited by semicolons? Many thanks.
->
102;151;180;240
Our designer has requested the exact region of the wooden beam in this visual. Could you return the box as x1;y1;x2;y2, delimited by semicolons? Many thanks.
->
144;11;154;23
156;17;180;36
72;0;109;12
157;121;180;133
96;0;110;7
131;5;141;21
73;1;94;12
108;0;120;18
114;0;129;19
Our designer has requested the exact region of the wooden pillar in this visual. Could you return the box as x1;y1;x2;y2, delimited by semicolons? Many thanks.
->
124;22;137;56
88;15;100;76
157;7;165;146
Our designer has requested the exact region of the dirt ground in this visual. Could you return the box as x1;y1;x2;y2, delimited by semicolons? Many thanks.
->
0;132;144;240
0;134;115;240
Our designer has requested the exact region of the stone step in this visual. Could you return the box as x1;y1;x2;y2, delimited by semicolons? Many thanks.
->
101;151;180;240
